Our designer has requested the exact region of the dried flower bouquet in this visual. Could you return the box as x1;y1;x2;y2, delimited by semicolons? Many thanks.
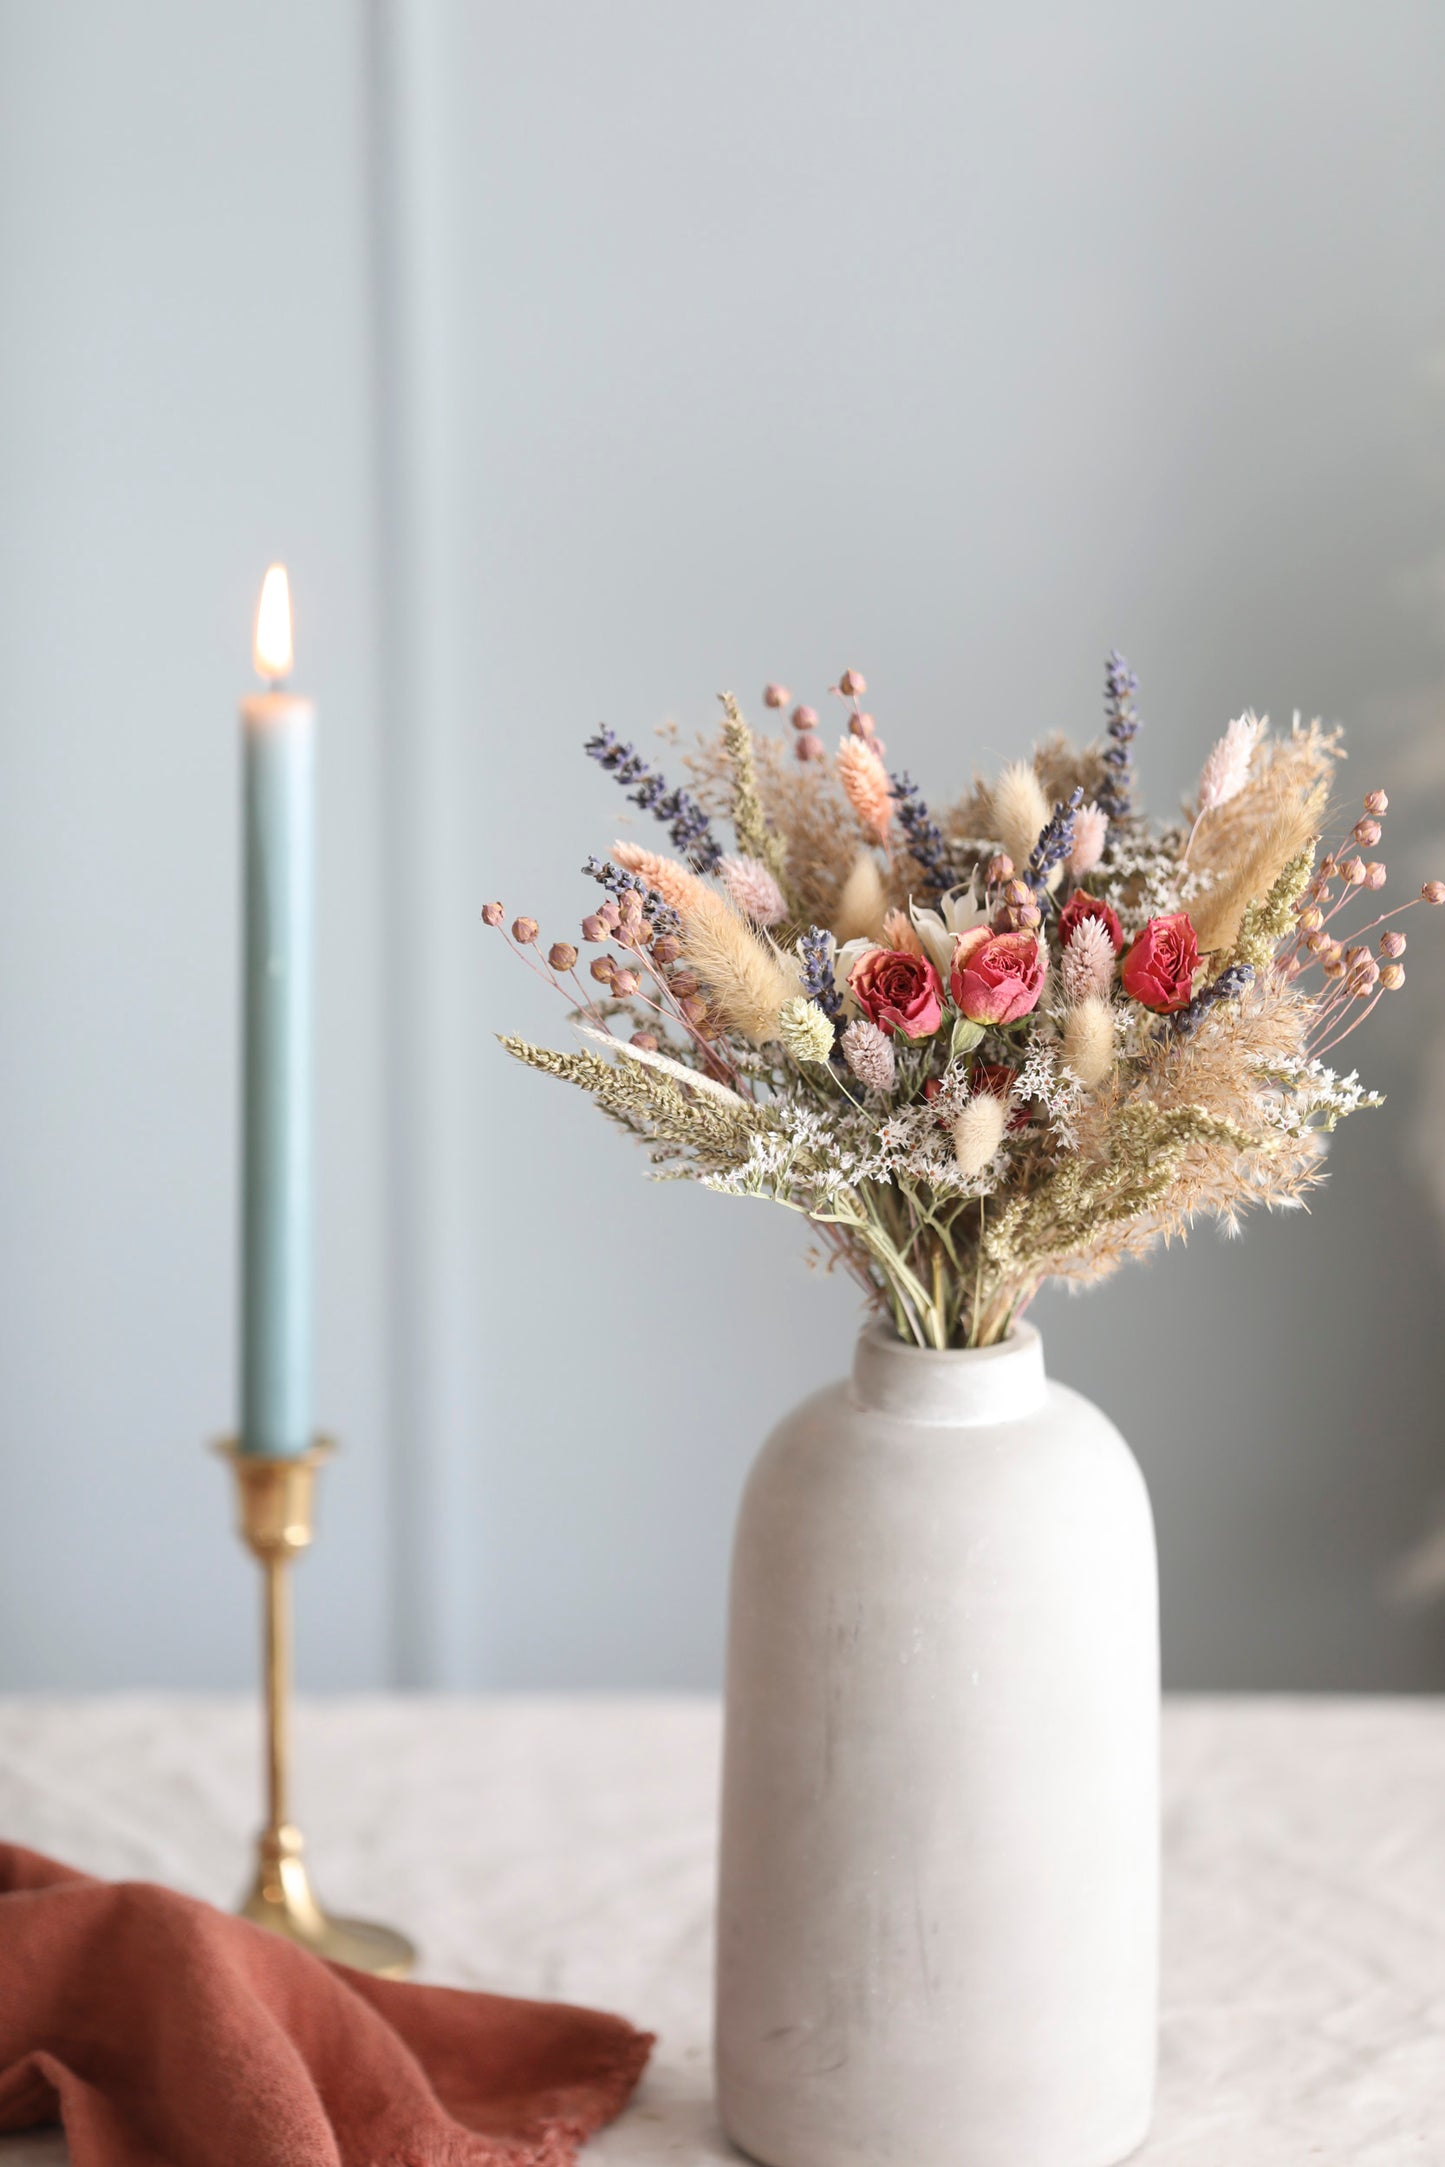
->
490;659;1440;1349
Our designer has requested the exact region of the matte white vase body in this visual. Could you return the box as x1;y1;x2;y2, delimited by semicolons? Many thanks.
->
716;1323;1158;2167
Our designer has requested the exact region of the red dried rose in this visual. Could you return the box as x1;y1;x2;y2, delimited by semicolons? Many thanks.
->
1122;912;1200;1013
949;927;1047;1025
1058;889;1124;955
849;947;944;1040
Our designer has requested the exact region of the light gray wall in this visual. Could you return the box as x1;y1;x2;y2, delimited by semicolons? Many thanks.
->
3;1;1443;1693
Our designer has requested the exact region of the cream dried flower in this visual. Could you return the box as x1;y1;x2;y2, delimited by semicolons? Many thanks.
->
1062;996;1114;1089
837;735;893;842
953;1092;1007;1176
720;853;787;927
841;1017;896;1094
834;849;888;944
779;996;837;1066
1060;915;1117;1006
990;761;1050;873
1068;801;1108;878
908;878;989;976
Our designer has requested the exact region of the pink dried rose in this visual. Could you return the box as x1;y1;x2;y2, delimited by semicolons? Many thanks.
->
948;928;1046;1026
849;947;945;1040
1121;912;1199;1013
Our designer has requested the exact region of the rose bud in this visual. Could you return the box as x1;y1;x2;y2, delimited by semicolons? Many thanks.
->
1365;862;1386;890
985;854;1014;885
580;913;608;943
849;947;946;1039
949;927;1047;1026
790;704;819;732
481;900;505;926
1354;818;1381;846
631;1031;660;1050
548;941;579;971
1364;789;1389;816
849;711;877;739
1423;881;1445;904
612;969;640;996
795;732;824;762
589;955;617;984
1380;930;1406;958
512;916;539;944
763;683;790;708
652;934;682;964
1121;913;1200;1014
1380;962;1405;990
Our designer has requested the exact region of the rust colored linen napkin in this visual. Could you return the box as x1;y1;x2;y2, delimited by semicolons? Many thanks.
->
0;1844;652;2167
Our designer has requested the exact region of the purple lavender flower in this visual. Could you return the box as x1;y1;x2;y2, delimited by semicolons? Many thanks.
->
889;772;954;898
798;924;844;1025
1025;787;1084;898
582;855;682;939
1098;651;1140;821
584;727;722;871
1171;963;1254;1039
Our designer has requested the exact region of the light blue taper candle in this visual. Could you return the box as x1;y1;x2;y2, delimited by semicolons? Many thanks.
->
239;566;315;1457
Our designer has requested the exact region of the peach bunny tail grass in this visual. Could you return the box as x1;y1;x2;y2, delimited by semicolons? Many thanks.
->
611;841;719;920
680;894;801;1042
990;761;1050;873
837;734;893;843
881;907;925;956
834;850;889;944
720;853;787;927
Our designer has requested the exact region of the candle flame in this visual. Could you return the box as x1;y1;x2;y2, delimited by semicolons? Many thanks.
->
253;565;294;683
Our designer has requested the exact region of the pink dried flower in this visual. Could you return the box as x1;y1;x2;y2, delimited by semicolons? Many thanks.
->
1196;710;1261;816
1341;857;1366;886
481;900;505;927
589;956;616;984
581;913;608;942
720;853;787;926
1068;801;1108;878
1354;817;1381;846
548;941;578;971
763;683;789;709
836;668;866;698
985;853;1014;886
841;1017;896;1094
1365;861;1386;891
631;1031;659;1050
612;969;640;996
795;732;824;763
1380;930;1406;958
512;917;539;944
836;735;893;841
790;704;818;732
1365;789;1389;815
1424;881;1445;905
849;711;877;739
1060;914;1117;1006
1381;963;1405;990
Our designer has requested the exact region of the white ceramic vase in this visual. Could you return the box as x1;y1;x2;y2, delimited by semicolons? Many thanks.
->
715;1322;1158;2167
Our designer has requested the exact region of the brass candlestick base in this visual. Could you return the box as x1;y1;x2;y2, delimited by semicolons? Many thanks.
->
218;1438;415;1979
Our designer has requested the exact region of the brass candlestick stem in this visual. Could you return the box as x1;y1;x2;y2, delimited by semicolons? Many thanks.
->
218;1438;415;1978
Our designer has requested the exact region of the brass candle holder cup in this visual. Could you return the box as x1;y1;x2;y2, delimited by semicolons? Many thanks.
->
217;1437;415;1978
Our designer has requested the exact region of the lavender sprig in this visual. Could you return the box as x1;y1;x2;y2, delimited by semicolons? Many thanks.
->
889;772;954;897
799;924;844;1024
1171;963;1254;1040
584;727;722;871
1098;650;1140;821
582;855;682;940
1025;787;1084;898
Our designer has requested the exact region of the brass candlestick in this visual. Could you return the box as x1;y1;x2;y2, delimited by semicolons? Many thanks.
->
218;1437;415;1978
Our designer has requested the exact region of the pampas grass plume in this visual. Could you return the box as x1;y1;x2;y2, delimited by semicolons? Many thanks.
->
991;761;1050;872
953;1091;1008;1176
834;849;888;944
837;735;893;842
1062;996;1115;1089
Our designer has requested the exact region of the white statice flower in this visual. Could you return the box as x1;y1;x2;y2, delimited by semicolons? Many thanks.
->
1013;1039;1086;1149
1253;1055;1384;1138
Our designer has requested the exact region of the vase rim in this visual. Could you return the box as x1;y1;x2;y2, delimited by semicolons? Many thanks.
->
852;1319;1046;1425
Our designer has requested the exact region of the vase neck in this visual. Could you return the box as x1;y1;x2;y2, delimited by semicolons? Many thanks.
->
851;1322;1047;1426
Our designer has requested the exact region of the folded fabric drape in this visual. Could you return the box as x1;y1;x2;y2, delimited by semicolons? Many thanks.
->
0;1845;652;2167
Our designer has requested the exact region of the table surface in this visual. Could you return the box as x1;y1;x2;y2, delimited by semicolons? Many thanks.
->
0;1695;1442;2164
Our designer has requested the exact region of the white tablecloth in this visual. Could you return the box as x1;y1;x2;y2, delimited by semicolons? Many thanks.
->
0;1696;1441;2163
